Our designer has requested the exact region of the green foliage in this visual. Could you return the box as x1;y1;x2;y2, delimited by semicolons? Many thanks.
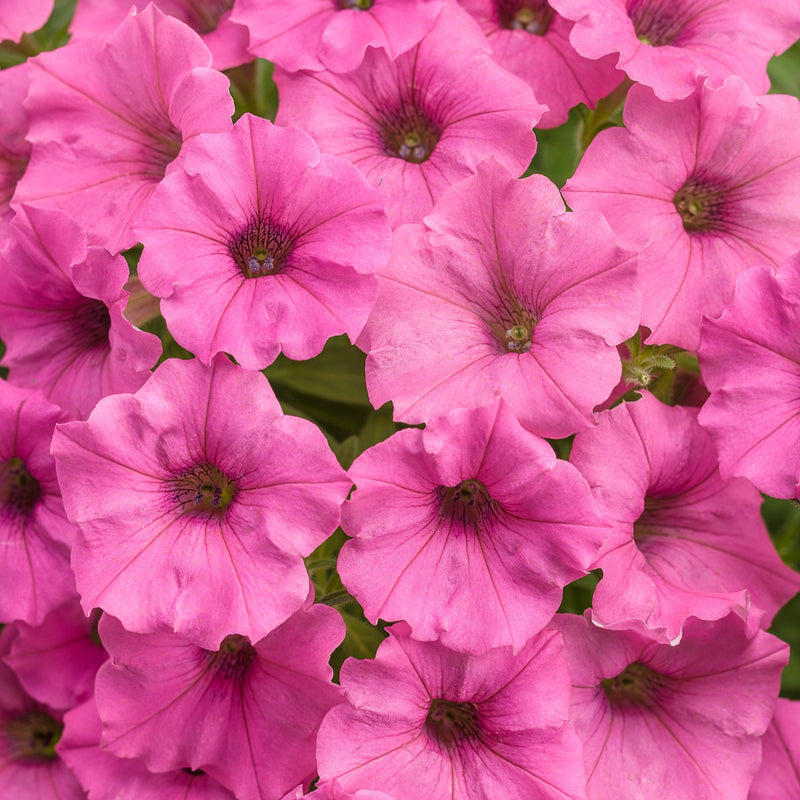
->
226;59;278;122
769;41;800;98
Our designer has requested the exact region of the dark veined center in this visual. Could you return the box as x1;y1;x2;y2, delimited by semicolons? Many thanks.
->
438;479;495;532
183;767;207;775
489;301;537;354
206;634;257;680
0;457;41;518
72;299;111;349
380;108;441;164
425;699;480;747
602;661;666;708
632;495;666;552
339;0;374;8
497;1;555;35
626;0;687;46
3;710;63;763
228;216;295;278
173;463;237;516
184;0;235;34
673;175;724;233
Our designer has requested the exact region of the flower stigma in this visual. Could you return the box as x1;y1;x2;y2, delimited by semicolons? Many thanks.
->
673;176;724;233
497;2;555;34
602;661;666;708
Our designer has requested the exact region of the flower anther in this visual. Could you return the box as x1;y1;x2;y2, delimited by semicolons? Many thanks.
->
205;633;258;680
340;0;374;8
172;463;238;516
380;109;441;164
228;215;295;278
438;479;496;532
673;175;724;233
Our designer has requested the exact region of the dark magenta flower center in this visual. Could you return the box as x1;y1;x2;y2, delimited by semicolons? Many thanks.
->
438;479;496;532
228;215;295;278
184;0;234;34
627;0;688;46
673;175;725;233
426;699;480;746
0;457;41;519
602;661;666;708
3;710;63;763
206;634;257;680
339;0;374;8
72;299;112;349
173;463;238;516
380;108;442;164
497;1;555;34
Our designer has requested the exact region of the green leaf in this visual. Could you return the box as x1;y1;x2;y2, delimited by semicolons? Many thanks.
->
558;571;601;614
265;335;371;406
329;602;388;680
769;593;800;698
769;41;800;98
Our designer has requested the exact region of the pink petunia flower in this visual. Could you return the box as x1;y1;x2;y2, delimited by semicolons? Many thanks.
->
548;0;800;101
1;601;105;711
317;622;588;800
14;4;234;252
60;697;238;800
274;2;543;227
0;0;52;42
0;383;77;626
50;355;351;649
563;77;800;350
698;255;800;499
359;158;639;437
458;0;621;127
93;606;344;800
0;645;84;800
749;699;800;800
555;611;789;800
570;392;800;644
70;0;251;70
0;63;30;231
136;113;391;369
340;400;605;654
0;206;162;420
233;0;444;73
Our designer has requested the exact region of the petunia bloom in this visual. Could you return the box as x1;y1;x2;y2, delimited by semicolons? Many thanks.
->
340;400;606;654
15;4;234;252
563;77;800;349
698;255;800;499
275;2;542;227
233;0;444;73
359;158;639;437
569;392;800;644
458;0;621;127
317;622;588;800
136;113;391;369
548;0;800;101
69;0;250;69
0;0;52;42
51;355;351;649
555;611;789;800
0;206;162;420
0;383;77;626
748;699;800;800
93;606;344;800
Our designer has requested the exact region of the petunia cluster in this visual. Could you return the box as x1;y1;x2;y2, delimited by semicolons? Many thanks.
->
0;1;799;799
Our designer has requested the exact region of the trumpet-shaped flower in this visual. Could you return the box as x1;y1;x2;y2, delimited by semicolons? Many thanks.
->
275;3;542;227
564;77;800;349
458;0;621;127
51;355;350;649
359;158;639;437
317;622;588;800
549;0;800;101
0;206;161;420
136;114;390;369
233;0;444;73
555;611;789;800
698;255;800;499
93;606;343;800
340;400;605;653
15;4;233;251
570;392;800;643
